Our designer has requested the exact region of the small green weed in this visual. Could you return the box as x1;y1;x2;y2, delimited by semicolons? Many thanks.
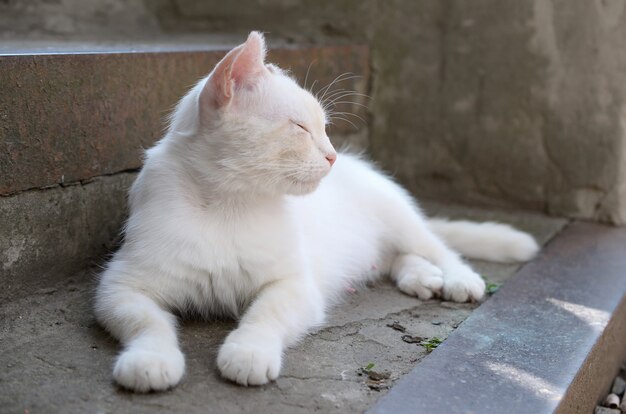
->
420;337;443;352
481;275;501;295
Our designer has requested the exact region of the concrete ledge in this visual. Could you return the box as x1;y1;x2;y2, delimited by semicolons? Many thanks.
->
0;44;369;195
368;222;626;414
0;172;136;303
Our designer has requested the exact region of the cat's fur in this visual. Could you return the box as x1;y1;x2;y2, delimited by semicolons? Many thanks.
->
94;32;539;391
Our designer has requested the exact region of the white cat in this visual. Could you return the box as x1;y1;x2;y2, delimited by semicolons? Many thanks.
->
94;31;539;392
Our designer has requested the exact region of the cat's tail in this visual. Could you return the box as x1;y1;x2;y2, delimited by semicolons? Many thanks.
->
427;218;540;263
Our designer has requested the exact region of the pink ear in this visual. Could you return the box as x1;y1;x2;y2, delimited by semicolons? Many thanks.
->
202;31;268;108
230;31;267;85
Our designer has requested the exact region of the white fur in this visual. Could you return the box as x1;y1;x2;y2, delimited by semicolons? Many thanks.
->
428;219;539;263
94;32;539;391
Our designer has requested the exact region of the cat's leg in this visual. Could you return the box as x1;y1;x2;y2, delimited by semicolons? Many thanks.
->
392;224;485;302
382;201;485;302
94;270;185;392
421;238;486;303
217;276;324;386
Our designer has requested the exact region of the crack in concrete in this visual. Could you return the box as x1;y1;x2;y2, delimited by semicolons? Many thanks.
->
280;374;362;384
319;306;442;335
33;355;76;373
0;168;139;198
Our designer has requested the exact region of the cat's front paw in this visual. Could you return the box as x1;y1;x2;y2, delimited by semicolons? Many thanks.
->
217;332;282;386
442;265;486;303
113;346;185;392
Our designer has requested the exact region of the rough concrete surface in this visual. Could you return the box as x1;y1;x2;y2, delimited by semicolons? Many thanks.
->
0;203;566;414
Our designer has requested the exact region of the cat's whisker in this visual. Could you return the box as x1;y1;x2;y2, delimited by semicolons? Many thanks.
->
327;101;369;119
323;93;371;115
323;85;370;101
331;111;366;124
329;101;370;110
330;110;364;121
330;115;359;130
322;92;354;112
321;88;351;102
318;76;362;103
329;92;371;104
325;92;371;106
316;72;361;102
315;72;352;97
303;59;317;91
309;80;319;95
321;90;348;110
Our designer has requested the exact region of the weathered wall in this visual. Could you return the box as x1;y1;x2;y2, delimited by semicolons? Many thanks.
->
0;0;160;40
1;0;625;223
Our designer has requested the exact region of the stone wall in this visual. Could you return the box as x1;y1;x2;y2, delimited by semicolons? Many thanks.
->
0;0;159;40
1;0;625;223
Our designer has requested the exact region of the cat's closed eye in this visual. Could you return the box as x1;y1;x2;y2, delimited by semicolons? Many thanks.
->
293;121;310;134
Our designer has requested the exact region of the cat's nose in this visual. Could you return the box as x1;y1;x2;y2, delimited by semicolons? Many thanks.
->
325;153;337;166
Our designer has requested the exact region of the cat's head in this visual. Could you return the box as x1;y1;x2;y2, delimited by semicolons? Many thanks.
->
180;31;337;197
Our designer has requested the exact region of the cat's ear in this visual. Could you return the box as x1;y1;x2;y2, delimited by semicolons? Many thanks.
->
202;31;268;108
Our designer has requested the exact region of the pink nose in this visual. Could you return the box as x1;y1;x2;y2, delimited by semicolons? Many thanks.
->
326;153;337;166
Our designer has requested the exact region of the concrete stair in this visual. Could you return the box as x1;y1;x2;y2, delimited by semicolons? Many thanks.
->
1;44;625;414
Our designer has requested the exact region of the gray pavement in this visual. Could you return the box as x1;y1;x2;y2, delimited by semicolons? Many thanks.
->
0;203;568;413
370;221;626;414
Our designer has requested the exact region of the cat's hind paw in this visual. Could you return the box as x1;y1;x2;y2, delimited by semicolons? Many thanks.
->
442;265;486;303
217;334;282;386
113;347;185;392
393;255;444;300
